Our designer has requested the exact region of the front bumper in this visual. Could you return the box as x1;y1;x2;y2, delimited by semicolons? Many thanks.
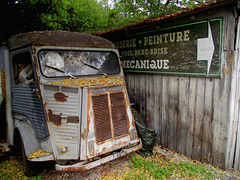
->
55;142;142;171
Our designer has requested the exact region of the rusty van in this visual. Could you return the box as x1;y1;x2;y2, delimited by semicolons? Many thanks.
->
0;31;142;176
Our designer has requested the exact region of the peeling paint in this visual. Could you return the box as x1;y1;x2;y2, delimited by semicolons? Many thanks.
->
81;128;88;139
54;92;68;103
48;109;61;125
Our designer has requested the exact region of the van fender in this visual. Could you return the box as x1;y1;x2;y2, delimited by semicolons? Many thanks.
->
15;121;40;157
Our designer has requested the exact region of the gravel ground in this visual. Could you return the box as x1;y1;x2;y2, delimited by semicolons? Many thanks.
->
36;148;240;180
1;141;240;180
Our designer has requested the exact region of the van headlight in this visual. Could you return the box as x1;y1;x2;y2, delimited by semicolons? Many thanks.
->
59;145;67;153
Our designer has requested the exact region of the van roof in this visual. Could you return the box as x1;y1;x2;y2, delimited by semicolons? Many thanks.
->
8;30;116;50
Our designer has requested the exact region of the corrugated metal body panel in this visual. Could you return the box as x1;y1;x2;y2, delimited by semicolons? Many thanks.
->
43;87;81;160
49;123;79;159
11;86;48;139
0;46;6;71
45;92;80;114
92;94;112;142
110;92;128;137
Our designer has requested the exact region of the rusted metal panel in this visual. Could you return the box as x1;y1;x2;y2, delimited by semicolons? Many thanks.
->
54;92;69;103
8;31;116;51
0;46;7;98
48;109;61;125
92;88;130;143
1;70;6;98
68;116;80;123
55;142;142;171
92;94;112;142
80;84;140;161
42;85;81;160
110;92;128;137
48;109;79;125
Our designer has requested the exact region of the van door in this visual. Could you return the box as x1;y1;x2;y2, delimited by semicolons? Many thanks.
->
10;47;48;139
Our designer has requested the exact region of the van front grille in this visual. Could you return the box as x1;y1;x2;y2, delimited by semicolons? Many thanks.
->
92;94;112;142
110;93;128;137
92;89;129;143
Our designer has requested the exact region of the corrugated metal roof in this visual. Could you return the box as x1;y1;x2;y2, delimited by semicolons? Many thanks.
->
96;0;236;35
8;30;116;50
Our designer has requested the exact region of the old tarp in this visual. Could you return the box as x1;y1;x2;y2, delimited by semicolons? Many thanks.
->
132;108;156;157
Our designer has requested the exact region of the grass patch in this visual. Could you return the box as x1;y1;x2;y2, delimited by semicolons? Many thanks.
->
120;153;216;180
0;158;26;179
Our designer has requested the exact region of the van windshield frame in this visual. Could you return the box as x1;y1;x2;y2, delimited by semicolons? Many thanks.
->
38;50;120;78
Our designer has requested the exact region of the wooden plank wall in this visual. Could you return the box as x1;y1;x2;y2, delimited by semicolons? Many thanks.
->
123;5;238;169
226;16;240;170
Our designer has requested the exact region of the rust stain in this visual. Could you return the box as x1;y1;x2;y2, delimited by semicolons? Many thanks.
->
96;138;113;146
68;116;79;123
57;142;142;171
59;166;89;172
48;109;61;125
81;128;88;139
116;140;128;147
224;51;234;74
1;70;6;98
54;92;68;103
87;89;92;127
89;111;93;118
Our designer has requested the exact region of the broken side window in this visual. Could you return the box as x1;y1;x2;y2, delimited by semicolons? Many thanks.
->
12;52;34;85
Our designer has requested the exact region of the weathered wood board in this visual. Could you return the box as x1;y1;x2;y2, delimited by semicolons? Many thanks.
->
101;0;240;170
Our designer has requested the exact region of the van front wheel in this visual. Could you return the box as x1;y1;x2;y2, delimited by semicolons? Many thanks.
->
20;137;38;177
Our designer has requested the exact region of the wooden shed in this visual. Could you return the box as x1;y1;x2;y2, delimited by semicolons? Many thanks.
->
98;0;240;170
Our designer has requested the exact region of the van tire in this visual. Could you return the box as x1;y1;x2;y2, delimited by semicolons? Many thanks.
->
20;136;38;177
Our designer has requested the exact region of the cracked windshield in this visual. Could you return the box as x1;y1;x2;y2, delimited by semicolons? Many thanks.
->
38;50;120;77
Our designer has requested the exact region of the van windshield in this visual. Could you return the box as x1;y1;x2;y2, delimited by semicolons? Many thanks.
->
38;50;120;77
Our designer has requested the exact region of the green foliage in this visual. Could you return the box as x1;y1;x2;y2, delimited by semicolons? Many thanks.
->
124;155;216;179
113;0;210;20
42;0;109;32
0;0;210;44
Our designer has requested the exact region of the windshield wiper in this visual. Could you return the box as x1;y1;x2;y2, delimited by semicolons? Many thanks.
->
46;65;76;78
83;62;108;76
46;65;65;73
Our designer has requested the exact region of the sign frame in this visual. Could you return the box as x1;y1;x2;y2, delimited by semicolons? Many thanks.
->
115;18;222;77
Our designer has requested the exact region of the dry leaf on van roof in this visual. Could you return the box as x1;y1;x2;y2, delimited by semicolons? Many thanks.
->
50;75;124;87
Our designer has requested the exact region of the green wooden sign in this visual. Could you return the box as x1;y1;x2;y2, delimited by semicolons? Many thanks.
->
114;18;222;76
